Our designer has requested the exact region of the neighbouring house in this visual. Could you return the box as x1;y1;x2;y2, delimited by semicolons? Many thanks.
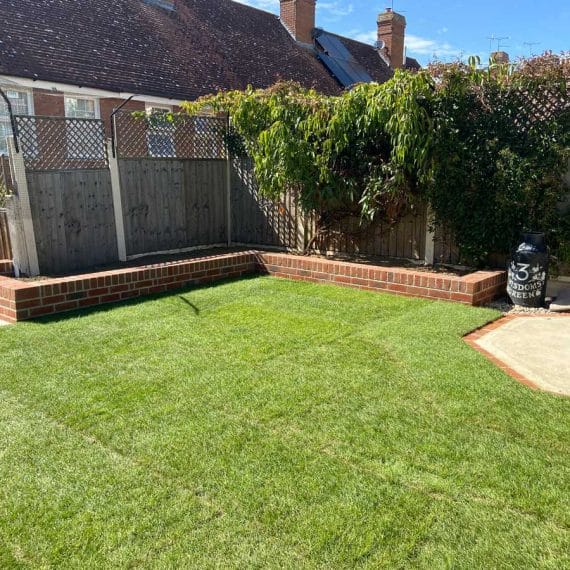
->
0;0;420;153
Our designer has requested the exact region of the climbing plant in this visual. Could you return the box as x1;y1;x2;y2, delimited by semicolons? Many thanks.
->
183;73;435;233
182;53;569;265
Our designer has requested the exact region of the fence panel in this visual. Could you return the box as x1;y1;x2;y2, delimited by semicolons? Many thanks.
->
1;155;14;195
306;208;427;261
118;158;228;257
0;209;12;259
231;158;301;250
26;170;118;274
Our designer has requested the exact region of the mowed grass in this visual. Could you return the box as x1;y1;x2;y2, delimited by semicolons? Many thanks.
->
0;276;568;569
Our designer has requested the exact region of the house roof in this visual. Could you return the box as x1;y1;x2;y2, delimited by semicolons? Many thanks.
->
405;57;422;71
0;0;394;101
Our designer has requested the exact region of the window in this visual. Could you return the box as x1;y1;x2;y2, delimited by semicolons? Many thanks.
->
64;96;104;159
64;97;98;119
146;106;176;158
0;89;33;155
194;115;224;158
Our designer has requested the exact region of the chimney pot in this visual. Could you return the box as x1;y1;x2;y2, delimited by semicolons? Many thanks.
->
280;0;316;45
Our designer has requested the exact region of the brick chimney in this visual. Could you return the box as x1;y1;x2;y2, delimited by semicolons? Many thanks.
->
280;0;316;45
377;8;407;69
491;51;510;64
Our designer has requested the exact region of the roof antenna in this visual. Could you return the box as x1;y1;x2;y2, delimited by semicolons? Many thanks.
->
487;34;510;52
523;41;540;56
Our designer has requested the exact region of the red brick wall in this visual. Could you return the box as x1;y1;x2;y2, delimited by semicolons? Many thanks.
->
31;90;151;136
99;98;146;137
257;252;506;306
0;251;258;322
280;0;316;44
33;89;65;116
0;251;507;323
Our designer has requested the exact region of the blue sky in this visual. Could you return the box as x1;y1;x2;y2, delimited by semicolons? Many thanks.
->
235;0;569;65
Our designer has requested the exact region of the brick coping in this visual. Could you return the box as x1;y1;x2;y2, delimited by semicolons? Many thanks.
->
0;250;507;323
464;314;570;394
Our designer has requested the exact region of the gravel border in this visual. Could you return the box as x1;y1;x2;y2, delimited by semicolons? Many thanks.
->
486;298;556;315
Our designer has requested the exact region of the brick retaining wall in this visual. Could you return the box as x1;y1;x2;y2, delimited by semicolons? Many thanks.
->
257;252;506;306
0;251;258;323
0;250;507;323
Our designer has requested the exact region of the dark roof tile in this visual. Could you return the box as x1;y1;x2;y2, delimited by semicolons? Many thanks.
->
0;0;393;99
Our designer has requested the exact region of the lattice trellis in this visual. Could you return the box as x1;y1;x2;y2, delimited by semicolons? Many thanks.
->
15;115;108;171
114;111;227;160
512;86;570;131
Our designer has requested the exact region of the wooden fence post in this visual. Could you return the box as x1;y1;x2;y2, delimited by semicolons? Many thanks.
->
108;140;127;261
7;137;39;276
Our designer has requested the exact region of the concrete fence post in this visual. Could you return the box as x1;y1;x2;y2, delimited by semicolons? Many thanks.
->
226;155;232;247
424;205;436;266
297;208;308;253
7;137;40;276
107;139;127;262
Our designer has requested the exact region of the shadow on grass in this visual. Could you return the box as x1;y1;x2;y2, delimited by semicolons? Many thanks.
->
23;274;261;325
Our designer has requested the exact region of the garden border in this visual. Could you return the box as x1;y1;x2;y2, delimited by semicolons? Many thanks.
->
0;251;507;323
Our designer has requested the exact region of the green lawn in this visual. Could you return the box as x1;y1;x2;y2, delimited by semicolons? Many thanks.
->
0;276;568;568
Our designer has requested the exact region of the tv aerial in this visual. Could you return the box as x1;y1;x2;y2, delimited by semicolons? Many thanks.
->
387;1;406;12
487;34;510;51
523;41;540;56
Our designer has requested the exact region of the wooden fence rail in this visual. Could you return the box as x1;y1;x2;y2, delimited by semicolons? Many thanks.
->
0;209;12;260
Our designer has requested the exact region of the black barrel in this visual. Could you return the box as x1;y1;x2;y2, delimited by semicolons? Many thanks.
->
507;232;549;308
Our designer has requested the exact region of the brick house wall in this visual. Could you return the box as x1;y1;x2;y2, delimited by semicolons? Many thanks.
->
33;89;65;117
31;91;148;136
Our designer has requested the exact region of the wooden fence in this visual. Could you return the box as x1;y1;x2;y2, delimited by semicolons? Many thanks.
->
0;209;11;260
231;158;302;250
4;114;430;276
26;170;118;274
306;209;426;261
7;156;430;275
119;158;229;257
230;157;427;260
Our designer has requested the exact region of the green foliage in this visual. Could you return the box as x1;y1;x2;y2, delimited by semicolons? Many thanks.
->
183;54;569;264
427;53;569;265
183;74;435;224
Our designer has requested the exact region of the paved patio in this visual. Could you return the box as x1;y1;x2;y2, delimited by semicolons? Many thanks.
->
467;316;570;396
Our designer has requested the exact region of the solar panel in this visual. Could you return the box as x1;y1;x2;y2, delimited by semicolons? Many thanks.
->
317;54;357;89
314;31;373;88
314;33;354;62
142;0;176;11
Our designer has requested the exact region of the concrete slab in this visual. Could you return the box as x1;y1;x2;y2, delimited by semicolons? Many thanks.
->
475;317;570;396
